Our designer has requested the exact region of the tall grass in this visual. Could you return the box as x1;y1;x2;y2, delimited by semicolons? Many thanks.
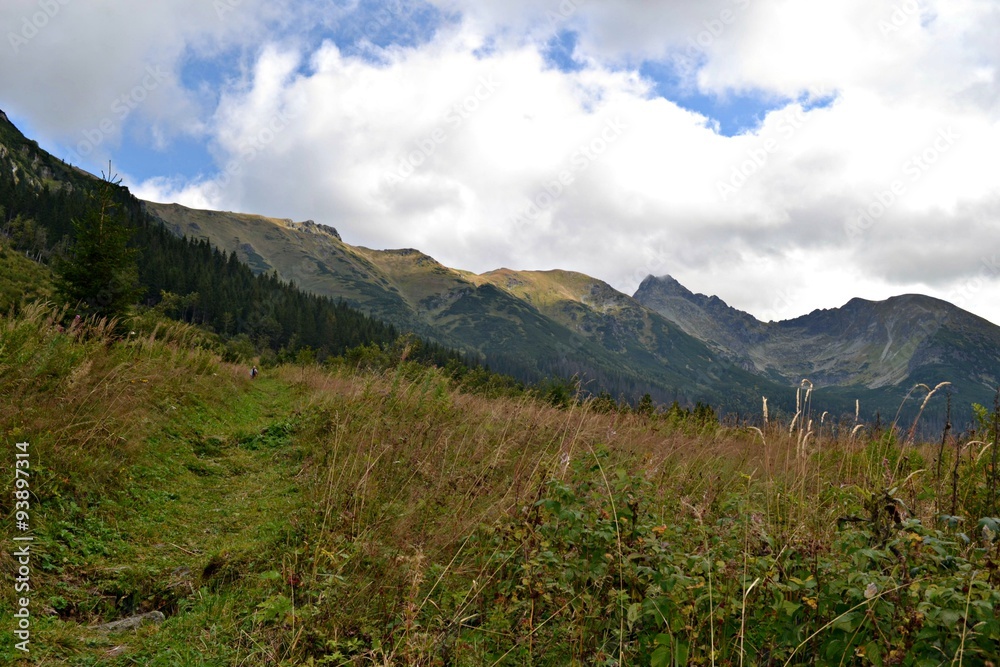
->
2;305;997;665
0;303;231;507
255;364;1000;664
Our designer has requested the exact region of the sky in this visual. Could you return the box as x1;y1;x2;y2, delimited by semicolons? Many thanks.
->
2;0;999;325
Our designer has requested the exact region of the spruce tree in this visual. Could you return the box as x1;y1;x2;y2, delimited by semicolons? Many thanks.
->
55;165;142;320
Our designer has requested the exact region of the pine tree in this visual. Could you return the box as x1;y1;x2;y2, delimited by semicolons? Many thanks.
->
55;165;142;320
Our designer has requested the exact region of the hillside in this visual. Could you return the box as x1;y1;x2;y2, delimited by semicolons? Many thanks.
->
144;203;422;331
0;111;478;374
1;287;998;664
146;202;787;410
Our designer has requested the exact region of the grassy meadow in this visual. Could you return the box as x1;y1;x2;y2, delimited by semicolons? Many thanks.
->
1;299;999;665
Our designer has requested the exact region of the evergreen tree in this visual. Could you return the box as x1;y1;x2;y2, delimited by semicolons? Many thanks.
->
55;166;142;320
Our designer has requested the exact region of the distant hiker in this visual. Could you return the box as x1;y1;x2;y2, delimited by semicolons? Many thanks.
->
250;366;259;379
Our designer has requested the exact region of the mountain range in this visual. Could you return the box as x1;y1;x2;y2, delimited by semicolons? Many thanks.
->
143;201;781;411
144;200;1000;423
4;108;999;424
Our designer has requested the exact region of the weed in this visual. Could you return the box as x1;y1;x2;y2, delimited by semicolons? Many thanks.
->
3;304;999;665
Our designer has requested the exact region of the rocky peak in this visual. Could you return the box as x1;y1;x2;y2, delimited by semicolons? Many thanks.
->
296;219;342;241
636;274;692;299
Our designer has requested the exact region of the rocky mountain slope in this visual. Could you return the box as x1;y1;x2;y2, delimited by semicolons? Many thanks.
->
635;275;1000;414
145;202;784;409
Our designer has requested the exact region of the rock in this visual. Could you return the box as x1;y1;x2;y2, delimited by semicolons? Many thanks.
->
95;611;166;632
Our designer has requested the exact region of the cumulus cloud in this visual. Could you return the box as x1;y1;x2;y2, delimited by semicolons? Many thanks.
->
5;1;1000;325
0;0;294;158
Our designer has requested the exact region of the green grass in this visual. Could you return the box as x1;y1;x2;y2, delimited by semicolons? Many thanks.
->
0;241;53;312
1;299;999;665
0;299;313;664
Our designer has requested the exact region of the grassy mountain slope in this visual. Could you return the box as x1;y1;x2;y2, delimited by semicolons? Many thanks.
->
772;295;992;389
1;288;998;664
0;240;53;310
144;202;423;333
478;268;791;405
353;253;781;407
147;203;599;382
146;203;788;409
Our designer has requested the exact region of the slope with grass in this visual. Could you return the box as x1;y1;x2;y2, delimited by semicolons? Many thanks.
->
0;239;53;311
2;294;999;665
477;268;791;407
0;303;313;665
144;202;420;333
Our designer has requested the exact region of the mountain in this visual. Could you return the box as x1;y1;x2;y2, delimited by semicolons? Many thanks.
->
635;275;1000;418
146;202;785;409
632;275;768;369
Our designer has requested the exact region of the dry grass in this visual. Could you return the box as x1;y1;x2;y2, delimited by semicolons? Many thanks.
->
257;362;968;663
0;303;243;506
3;309;988;664
277;361;951;544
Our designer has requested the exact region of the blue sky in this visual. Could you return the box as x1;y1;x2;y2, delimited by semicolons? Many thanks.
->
1;0;999;325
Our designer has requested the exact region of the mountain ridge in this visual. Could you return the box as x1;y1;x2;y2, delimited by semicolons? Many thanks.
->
148;195;1000;419
145;200;787;410
634;274;1000;411
3;107;998;420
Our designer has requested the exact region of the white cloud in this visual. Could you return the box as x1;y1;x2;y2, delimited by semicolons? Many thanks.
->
6;1;1000;326
0;0;293;160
